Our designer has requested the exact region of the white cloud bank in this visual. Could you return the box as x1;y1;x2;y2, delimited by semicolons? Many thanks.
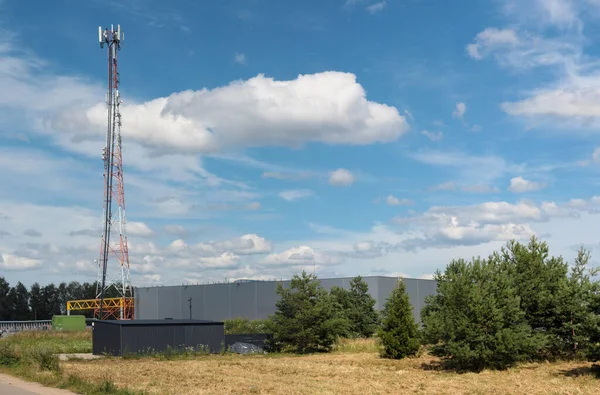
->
50;72;409;154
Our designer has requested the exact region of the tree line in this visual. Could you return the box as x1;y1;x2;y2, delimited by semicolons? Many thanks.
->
0;280;123;320
245;236;600;372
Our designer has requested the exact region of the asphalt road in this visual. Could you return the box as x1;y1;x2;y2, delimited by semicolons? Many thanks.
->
0;373;74;394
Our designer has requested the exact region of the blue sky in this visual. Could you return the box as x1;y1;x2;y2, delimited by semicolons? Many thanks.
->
2;0;600;287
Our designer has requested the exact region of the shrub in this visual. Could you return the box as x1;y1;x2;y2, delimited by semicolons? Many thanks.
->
0;342;20;366
378;279;420;359
26;346;60;372
270;271;348;353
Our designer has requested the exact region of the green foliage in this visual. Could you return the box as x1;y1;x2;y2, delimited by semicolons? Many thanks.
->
377;279;420;359
270;271;348;353
421;254;546;371
421;237;600;370
0;342;20;366
501;238;576;359
224;317;272;335
330;276;380;338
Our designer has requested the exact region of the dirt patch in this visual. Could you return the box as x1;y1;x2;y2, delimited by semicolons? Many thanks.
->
0;372;74;394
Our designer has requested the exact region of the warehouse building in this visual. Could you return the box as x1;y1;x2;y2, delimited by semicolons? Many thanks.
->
134;276;437;323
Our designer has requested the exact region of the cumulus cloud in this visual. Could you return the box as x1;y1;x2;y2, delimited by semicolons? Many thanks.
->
452;102;467;119
0;253;42;271
264;246;341;267
329;168;355;186
508;176;546;193
392;199;581;251
51;72;409;154
127;222;155;238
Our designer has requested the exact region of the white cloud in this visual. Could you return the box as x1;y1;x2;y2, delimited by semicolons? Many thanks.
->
501;0;581;30
452;102;467;119
329;168;355;186
234;53;247;65
264;246;341;267
0;253;42;271
421;130;443;142
385;195;413;206
127;222;155;238
169;234;272;257
51;71;409;155
466;28;519;60
366;1;387;14
278;189;315;201
508;176;546;193
392;199;575;250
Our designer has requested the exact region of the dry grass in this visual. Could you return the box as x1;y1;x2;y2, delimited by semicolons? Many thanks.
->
61;339;600;395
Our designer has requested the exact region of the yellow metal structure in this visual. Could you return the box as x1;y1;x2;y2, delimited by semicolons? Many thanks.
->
66;297;134;320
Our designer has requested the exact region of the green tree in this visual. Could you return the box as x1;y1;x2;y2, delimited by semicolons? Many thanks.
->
270;271;348;353
501;237;573;359
378;279;420;359
330;276;380;338
421;255;545;371
0;277;11;320
7;282;30;321
29;282;46;320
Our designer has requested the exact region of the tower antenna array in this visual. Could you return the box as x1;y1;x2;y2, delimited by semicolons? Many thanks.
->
96;24;132;320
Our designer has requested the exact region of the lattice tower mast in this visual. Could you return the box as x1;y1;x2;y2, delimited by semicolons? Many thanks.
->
96;24;132;320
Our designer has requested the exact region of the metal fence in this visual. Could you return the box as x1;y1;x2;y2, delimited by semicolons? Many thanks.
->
0;320;52;333
134;276;437;323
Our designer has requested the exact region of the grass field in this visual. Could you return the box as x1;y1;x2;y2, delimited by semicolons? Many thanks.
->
63;338;600;395
4;333;600;394
1;330;92;354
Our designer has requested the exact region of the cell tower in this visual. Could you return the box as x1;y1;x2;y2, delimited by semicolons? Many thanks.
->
96;24;133;320
65;25;133;320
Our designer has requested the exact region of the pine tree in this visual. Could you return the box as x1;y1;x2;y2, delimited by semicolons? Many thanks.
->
421;255;546;371
378;278;420;359
347;276;380;338
270;271;348;353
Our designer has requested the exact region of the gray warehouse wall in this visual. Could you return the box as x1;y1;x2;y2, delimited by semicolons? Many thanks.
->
134;276;437;323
